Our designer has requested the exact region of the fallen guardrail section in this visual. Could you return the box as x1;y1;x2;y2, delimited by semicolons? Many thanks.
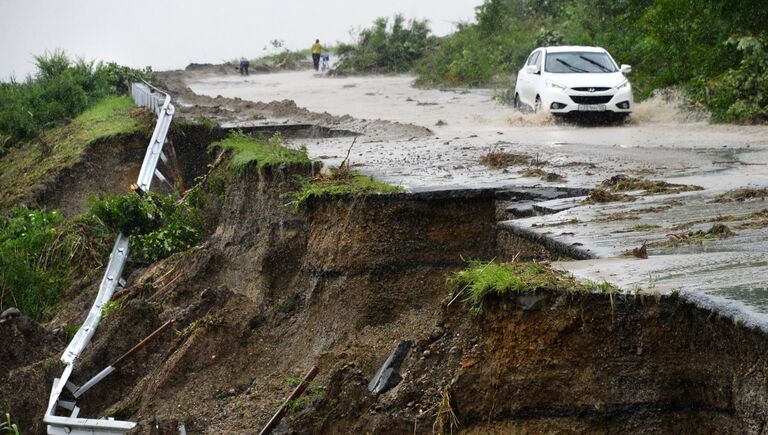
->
44;82;175;435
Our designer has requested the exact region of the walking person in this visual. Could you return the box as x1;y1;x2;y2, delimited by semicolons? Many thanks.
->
311;39;323;71
239;57;249;75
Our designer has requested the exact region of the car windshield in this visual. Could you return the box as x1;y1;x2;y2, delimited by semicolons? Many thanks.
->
544;52;617;73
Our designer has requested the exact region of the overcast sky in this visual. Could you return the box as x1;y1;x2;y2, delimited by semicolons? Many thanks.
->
0;0;481;79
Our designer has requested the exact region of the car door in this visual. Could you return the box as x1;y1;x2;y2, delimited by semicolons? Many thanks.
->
528;50;544;103
517;50;538;106
521;50;541;105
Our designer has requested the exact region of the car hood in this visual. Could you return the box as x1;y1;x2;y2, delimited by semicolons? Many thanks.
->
543;72;627;89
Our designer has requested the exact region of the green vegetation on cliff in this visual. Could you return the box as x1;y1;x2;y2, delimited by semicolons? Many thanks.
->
0;96;152;212
0;208;111;321
290;168;403;210
0;191;205;321
90;192;203;264
210;131;310;171
447;259;617;315
0;50;153;153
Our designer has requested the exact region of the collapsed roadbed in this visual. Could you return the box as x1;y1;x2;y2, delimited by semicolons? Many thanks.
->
4;126;768;433
4;74;768;434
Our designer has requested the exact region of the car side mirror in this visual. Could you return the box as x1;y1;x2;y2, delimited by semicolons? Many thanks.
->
525;64;540;75
620;64;632;74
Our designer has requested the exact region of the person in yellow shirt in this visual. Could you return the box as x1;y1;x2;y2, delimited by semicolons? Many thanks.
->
311;39;323;71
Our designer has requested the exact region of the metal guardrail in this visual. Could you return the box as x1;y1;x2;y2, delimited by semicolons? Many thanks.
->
44;82;175;435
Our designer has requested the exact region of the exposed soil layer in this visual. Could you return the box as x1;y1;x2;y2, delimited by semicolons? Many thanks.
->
6;115;768;434
0;314;64;434
37;134;156;216
4;156;765;435
32;120;347;216
293;292;768;434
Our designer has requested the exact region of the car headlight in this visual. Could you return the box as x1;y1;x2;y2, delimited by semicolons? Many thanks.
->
616;80;631;90
545;80;567;91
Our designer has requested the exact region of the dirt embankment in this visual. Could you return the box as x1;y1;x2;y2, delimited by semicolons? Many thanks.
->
154;71;434;142
36;134;152;216
5;139;768;433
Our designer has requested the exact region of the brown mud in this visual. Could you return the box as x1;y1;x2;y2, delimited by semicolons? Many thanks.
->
5;141;768;434
155;71;434;142
37;134;155;216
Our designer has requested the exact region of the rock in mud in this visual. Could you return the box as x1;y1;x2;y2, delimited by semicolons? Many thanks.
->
0;306;21;322
517;294;547;311
368;341;411;395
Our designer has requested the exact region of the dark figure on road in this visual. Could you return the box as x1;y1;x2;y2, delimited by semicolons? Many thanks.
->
240;57;249;75
311;39;323;71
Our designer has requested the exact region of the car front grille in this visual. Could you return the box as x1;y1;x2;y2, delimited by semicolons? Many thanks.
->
570;95;613;104
571;87;611;92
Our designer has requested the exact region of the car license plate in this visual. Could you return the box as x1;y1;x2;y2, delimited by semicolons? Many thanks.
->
578;104;606;111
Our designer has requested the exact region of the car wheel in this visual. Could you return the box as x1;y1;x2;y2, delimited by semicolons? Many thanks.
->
513;93;523;111
534;96;542;113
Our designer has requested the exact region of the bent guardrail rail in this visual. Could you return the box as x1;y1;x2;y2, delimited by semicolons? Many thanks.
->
44;82;175;435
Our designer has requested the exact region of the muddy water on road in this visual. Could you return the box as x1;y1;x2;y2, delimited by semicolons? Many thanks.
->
187;70;768;191
188;70;767;146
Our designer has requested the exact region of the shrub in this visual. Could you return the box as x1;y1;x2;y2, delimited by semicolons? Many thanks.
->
0;50;153;152
89;192;202;264
336;14;437;74
0;208;110;321
689;36;768;123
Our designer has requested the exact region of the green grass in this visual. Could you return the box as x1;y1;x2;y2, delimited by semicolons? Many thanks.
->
1;412;20;435
0;207;110;322
283;376;325;411
447;259;617;315
63;323;80;341
209;132;310;171
0;96;150;212
100;299;123;319
177;314;222;339
290;170;403;210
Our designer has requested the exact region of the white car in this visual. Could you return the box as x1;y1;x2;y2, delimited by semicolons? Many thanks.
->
514;46;633;119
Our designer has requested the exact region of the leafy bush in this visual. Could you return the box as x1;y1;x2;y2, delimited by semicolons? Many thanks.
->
89;192;202;264
0;208;110;321
89;192;171;235
0;50;153;151
336;14;437;74
689;36;768;123
416;20;535;87
414;0;768;123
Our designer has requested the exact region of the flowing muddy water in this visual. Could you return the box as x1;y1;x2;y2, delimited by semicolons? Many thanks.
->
186;70;768;192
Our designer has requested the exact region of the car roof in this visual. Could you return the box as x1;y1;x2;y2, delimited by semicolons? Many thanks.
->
536;46;607;53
